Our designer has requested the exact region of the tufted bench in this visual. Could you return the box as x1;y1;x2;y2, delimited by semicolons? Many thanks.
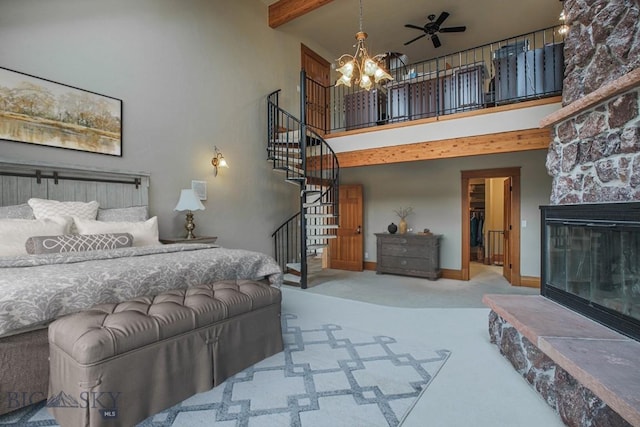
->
47;280;283;427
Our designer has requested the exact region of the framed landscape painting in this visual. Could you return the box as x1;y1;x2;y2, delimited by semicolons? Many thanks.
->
0;67;122;156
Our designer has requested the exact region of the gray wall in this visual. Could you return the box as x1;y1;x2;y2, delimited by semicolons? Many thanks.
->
341;149;552;277
0;0;326;255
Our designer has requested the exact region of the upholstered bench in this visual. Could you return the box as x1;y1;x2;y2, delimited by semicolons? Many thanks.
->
47;280;283;427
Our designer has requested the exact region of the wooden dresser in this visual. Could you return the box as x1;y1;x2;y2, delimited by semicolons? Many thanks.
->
375;233;441;280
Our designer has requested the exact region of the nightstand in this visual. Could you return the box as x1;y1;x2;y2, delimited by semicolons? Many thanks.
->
160;236;218;244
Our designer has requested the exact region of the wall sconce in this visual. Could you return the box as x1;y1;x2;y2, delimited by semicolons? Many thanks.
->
174;188;205;239
211;146;228;177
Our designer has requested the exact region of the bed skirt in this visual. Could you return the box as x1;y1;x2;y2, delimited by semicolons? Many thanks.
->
0;327;49;415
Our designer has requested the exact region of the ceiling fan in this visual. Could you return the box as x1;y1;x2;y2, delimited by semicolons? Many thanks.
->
404;12;467;48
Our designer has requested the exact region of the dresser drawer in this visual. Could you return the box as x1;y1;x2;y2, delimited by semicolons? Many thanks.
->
379;243;432;258
379;255;428;271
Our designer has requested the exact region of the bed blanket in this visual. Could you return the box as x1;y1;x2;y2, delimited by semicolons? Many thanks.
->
0;244;282;337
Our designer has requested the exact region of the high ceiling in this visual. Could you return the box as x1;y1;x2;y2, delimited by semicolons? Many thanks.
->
263;0;564;65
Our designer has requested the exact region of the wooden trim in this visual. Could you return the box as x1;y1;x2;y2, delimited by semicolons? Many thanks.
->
540;68;640;128
363;262;460;279
269;0;334;28
441;268;463;280
326;96;562;139
461;168;521;284
520;276;541;288
336;128;551;168
301;44;330;70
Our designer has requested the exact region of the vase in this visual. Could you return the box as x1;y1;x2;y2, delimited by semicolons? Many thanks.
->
399;218;407;234
387;223;397;234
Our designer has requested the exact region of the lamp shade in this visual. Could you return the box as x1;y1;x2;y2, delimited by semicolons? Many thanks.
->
174;189;205;212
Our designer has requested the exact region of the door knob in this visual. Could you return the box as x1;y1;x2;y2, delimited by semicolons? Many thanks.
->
356;225;362;234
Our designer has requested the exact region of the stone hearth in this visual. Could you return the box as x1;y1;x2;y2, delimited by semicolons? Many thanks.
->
483;294;640;427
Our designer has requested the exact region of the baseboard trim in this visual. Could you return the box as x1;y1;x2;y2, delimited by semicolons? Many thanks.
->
441;269;464;280
364;261;376;271
520;276;541;288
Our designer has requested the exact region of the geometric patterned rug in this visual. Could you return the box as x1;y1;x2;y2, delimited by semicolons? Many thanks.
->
0;313;450;427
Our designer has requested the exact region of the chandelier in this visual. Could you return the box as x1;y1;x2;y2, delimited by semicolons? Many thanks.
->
335;0;393;91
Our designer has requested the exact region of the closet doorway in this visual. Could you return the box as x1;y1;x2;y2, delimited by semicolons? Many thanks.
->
461;168;521;285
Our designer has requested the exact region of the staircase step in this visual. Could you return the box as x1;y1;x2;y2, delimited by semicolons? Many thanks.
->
271;155;302;164
304;202;334;208
307;234;337;240
283;273;301;287
269;145;301;155
305;213;336;218
307;224;339;229
306;244;328;251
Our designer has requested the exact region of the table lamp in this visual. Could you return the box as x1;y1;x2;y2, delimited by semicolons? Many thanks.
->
174;189;205;239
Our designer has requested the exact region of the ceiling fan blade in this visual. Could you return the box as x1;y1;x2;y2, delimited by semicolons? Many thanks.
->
431;34;442;48
434;11;450;27
404;24;425;31
404;33;427;46
439;26;467;33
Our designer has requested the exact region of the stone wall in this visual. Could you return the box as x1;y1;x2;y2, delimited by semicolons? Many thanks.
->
488;311;631;427
546;0;640;204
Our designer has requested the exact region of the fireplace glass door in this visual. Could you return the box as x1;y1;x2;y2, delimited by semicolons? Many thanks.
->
546;223;640;322
541;203;640;341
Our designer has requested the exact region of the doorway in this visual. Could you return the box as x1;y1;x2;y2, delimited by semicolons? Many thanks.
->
328;184;364;271
301;44;330;134
461;168;521;285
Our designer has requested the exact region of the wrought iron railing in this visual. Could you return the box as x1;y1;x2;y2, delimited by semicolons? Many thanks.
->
305;25;565;133
268;81;339;289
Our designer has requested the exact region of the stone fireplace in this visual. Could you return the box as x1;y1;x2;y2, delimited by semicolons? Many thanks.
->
484;0;640;426
541;0;640;336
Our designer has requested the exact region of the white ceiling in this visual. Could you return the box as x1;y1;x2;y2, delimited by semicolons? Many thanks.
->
263;0;564;65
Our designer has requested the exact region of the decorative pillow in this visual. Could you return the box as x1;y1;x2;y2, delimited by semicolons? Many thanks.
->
28;198;99;221
0;217;71;256
73;216;161;247
0;203;34;219
25;233;134;254
97;206;148;222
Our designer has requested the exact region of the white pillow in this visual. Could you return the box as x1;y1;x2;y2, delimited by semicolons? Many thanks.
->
0;217;71;256
0;203;34;219
73;216;161;247
28;198;99;221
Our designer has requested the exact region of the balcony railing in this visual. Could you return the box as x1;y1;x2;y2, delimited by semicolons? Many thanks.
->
305;26;565;134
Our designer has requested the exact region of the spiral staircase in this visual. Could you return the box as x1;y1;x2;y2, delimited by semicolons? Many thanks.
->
267;83;339;289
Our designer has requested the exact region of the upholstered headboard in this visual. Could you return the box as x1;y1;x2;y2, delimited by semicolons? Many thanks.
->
0;157;150;209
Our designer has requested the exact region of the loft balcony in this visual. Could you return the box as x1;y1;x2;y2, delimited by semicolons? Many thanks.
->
304;26;565;137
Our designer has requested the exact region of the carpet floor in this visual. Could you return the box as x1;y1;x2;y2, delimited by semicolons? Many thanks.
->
0;264;565;426
0;312;450;427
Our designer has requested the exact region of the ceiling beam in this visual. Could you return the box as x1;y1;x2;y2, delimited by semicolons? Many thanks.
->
335;128;553;168
269;0;334;29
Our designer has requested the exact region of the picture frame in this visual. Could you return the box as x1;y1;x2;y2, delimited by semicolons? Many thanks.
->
0;66;122;156
191;180;207;201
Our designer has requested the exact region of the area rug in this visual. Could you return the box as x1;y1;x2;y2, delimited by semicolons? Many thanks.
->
0;313;450;427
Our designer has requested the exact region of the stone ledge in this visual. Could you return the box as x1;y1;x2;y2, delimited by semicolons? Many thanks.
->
539;67;640;128
483;294;640;426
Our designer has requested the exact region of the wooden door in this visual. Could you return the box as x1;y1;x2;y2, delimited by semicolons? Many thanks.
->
503;177;512;282
301;44;330;134
329;184;364;271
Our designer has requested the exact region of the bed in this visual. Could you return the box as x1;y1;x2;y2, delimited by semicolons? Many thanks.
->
0;157;282;415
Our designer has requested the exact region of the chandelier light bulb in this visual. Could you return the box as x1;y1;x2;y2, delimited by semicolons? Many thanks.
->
359;74;372;90
374;67;392;83
336;74;352;87
363;58;378;76
337;61;355;78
